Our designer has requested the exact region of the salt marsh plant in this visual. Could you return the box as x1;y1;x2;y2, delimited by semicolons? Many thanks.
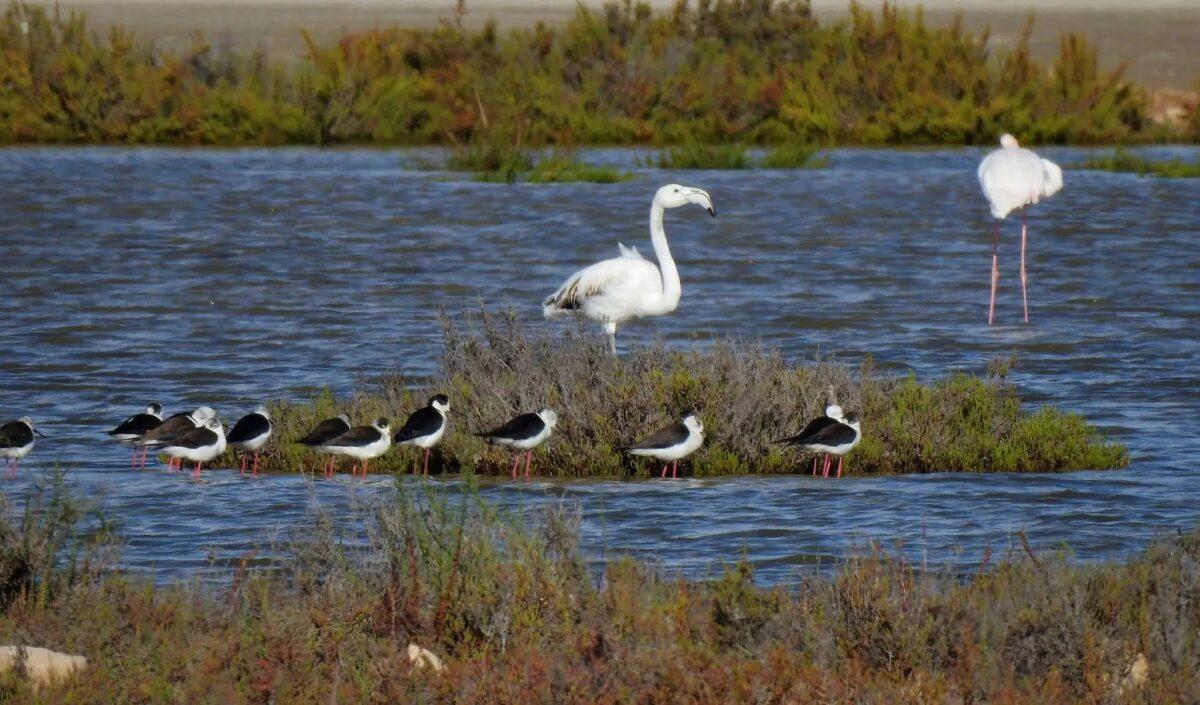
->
1076;148;1200;178
248;309;1127;478
0;1;1173;146
1;481;1198;703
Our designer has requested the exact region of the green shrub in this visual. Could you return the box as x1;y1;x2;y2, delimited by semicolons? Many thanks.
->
0;1;1167;146
760;142;827;168
234;309;1127;478
2;482;1200;702
652;143;753;169
1076;148;1200;178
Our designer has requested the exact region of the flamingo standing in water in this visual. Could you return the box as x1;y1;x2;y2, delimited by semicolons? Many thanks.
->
977;134;1063;325
543;184;715;354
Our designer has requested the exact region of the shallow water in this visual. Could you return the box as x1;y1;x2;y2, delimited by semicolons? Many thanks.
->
1;146;1198;583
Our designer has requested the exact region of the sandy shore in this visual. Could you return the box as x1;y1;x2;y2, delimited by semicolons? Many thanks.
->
25;1;1200;88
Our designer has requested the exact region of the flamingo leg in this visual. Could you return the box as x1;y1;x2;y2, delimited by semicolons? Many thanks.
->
1020;209;1030;324
989;220;1000;325
524;451;533;479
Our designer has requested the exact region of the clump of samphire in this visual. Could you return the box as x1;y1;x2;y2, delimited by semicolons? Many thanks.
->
256;309;1127;478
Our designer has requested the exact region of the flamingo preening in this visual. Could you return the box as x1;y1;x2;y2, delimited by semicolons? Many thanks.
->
543;184;715;354
977;134;1063;325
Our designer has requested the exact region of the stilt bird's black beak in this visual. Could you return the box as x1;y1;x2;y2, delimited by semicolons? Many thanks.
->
706;206;716;217
34;429;47;438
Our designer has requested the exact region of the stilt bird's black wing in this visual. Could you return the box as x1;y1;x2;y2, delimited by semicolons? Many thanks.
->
627;422;689;451
777;416;856;447
393;406;443;443
298;417;351;446
228;413;271;444
475;413;543;441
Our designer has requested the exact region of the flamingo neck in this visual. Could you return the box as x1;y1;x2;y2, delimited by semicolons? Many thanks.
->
648;200;680;314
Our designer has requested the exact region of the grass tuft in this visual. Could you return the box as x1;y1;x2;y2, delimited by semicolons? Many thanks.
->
441;135;631;183
651;143;753;169
1;482;1199;702
241;309;1128;478
1075;148;1200;178
760;143;829;168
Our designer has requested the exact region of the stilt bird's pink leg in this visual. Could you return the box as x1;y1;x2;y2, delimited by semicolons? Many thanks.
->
193;462;202;480
672;460;678;479
524;451;533;479
424;449;431;476
511;456;521;480
661;464;668;478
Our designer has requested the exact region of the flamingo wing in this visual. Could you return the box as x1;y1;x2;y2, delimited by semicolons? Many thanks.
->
543;256;661;319
978;148;1048;220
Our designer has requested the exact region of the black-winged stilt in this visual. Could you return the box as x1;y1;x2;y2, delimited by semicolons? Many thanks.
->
318;417;392;479
0;417;46;478
474;408;558;479
161;417;227;480
297;413;352;478
227;406;272;475
624;412;704;478
106;402;163;468
775;410;862;478
392;394;449;476
137;407;216;471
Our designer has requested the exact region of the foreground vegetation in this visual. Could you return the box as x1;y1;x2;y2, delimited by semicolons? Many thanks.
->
1075;148;1200;178
0;0;1183;147
0;479;1197;703
241;310;1127;478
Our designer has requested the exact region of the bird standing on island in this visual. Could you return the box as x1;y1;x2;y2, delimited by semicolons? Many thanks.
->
475;409;558;480
136;406;216;471
393;394;450;476
776;410;862;478
978;134;1063;325
297;413;352;478
227;406;273;475
318;417;392;479
161;417;227;480
624;413;705;479
0;417;46;478
543;184;715;355
106;402;163;468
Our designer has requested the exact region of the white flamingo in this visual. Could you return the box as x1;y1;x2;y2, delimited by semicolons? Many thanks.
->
977;134;1063;325
543;184;715;354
